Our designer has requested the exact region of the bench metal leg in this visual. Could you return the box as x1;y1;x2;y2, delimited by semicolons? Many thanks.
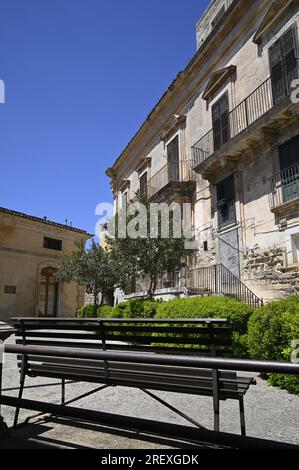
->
0;362;9;438
212;369;220;433
213;404;220;433
13;374;26;428
61;379;65;405
239;396;246;437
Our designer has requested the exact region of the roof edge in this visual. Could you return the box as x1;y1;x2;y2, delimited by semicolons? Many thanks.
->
0;207;93;237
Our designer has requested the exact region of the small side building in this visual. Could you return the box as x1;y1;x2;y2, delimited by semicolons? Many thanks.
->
0;207;92;322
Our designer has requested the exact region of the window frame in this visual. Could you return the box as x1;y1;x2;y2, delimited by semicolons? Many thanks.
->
43;237;63;252
216;174;236;229
4;285;17;294
139;171;148;198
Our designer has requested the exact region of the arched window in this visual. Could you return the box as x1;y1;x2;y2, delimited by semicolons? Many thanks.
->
38;267;59;317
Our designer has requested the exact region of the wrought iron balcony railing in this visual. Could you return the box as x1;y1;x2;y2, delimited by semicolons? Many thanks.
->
192;60;299;170
270;162;299;210
148;160;196;197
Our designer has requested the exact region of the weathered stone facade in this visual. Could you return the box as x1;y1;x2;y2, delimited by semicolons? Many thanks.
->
107;0;299;304
243;244;299;300
0;207;91;321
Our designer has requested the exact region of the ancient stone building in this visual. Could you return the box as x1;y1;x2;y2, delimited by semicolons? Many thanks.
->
107;0;299;304
0;207;91;321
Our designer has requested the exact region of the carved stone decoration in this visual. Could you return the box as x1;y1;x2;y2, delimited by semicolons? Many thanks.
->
253;0;295;45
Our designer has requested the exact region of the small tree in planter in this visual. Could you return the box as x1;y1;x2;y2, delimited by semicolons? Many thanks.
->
56;239;122;314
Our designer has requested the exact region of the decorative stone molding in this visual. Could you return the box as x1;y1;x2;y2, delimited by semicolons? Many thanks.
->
202;65;236;101
134;157;151;174
253;0;295;45
161;114;186;143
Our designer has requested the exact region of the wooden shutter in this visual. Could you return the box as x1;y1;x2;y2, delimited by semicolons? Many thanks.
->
216;175;236;228
270;39;284;104
122;192;128;209
167;136;180;181
279;135;299;203
282;26;297;93
139;172;147;197
212;100;222;151
270;25;298;104
212;92;230;151
279;134;299;170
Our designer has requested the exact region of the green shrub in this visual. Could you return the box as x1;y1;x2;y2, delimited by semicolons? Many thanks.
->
76;304;97;318
114;298;161;319
247;296;299;394
76;304;114;319
97;305;115;318
155;296;254;357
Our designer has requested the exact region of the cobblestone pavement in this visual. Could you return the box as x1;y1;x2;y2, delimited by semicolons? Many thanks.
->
0;336;298;449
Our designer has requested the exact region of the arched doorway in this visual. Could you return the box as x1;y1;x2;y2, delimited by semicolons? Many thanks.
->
38;267;59;317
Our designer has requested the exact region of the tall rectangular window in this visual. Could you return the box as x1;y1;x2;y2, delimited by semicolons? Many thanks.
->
167;135;180;182
269;25;298;104
212;92;230;152
43;237;62;251
139;172;148;198
279;134;299;204
122;191;128;209
216;175;236;228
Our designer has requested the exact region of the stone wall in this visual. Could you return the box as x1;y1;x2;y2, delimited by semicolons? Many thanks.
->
243;244;299;301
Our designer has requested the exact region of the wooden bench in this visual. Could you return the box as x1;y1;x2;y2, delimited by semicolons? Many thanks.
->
11;317;256;436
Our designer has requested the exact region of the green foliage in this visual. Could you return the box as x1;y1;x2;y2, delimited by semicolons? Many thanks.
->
107;193;195;299
155;296;254;357
114;298;161;319
76;304;97;318
247;296;299;394
76;295;299;395
56;239;122;307
76;304;115;319
97;305;116;318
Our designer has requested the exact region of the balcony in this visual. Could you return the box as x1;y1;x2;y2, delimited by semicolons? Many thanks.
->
192;61;299;179
270;162;299;213
147;160;196;202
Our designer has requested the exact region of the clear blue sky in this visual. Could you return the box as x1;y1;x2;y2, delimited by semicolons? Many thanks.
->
0;0;209;236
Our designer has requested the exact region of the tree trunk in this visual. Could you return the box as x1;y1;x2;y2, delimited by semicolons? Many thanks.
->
148;276;157;300
93;291;98;317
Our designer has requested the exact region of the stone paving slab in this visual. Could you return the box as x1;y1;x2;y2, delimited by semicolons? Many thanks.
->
1;336;298;449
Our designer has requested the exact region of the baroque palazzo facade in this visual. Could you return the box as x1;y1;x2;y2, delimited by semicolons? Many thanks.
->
107;0;299;304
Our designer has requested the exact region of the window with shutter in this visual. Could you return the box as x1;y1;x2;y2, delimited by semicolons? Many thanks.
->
269;25;298;104
139;172;148;198
122;192;128;209
167;136;180;182
212;92;230;152
279;135;299;204
216;174;236;228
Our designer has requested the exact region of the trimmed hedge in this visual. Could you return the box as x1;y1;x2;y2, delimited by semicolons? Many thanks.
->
76;299;161;319
155;297;254;358
76;295;299;395
113;298;161;319
76;304;115;319
247;296;299;394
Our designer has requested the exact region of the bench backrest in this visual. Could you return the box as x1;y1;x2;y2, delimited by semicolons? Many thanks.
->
13;318;232;357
